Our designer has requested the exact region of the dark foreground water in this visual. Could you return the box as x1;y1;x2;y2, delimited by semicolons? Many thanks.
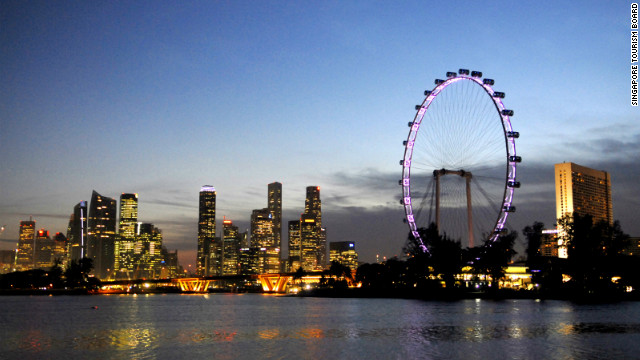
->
1;294;639;360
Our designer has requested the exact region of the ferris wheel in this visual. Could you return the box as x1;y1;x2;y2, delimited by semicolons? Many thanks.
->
400;69;520;253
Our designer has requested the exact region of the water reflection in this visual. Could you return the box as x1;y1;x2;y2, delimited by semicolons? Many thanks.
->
2;296;640;359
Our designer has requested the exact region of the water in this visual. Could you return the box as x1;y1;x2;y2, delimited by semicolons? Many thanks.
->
1;294;639;359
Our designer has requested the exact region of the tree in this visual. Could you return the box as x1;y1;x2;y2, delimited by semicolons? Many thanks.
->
65;257;95;289
474;231;518;291
558;213;630;295
414;223;463;289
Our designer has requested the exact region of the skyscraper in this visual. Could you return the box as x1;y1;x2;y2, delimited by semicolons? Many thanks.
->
288;220;301;271
197;186;217;276
88;190;117;279
555;162;613;258
251;208;279;273
268;182;282;253
300;214;319;270
304;186;326;269
222;218;241;275
115;193;138;278
119;193;138;238
67;201;87;262
16;218;36;271
305;186;322;228
34;229;55;269
555;162;613;225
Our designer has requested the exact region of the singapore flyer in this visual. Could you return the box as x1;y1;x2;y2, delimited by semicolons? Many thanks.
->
400;69;520;254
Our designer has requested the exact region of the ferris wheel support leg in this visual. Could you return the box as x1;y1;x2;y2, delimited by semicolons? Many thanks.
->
466;174;474;248
435;172;441;234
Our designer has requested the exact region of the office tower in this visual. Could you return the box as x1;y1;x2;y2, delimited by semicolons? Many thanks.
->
52;232;68;268
0;250;15;274
115;193;138;278
305;186;322;227
197;186;217;276
88;190;117;279
119;193;138;238
67;201;87;262
288;220;301;271
161;247;179;278
300;214;320;270
268;182;282;253
304;186;326;269
555;162;613;225
222;219;241;275
329;241;359;271
34;229;55;269
137;223;164;278
16;218;36;271
251;208;279;273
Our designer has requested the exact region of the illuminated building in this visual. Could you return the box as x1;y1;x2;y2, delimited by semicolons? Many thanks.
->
66;201;87;262
52;232;68;268
222;219;241;275
88;190;117;279
136;223;164;278
251;208;279;273
118;193;138;238
268;182;282;259
555;162;613;225
540;229;559;257
239;247;260;275
197;186;218;276
329;241;359;270
160;247;179;278
304;186;326;270
555;162;613;258
621;237;640;256
34;229;55;269
288;220;301;271
16;218;36;271
0;250;15;274
115;193;138;277
300;214;319;270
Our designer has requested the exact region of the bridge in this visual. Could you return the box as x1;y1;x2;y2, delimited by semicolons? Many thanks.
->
98;272;326;294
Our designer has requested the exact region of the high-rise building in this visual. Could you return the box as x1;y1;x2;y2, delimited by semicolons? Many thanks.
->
136;223;164;278
16;218;36;271
119;193;138;238
555;162;613;259
67;201;87;262
555;162;613;225
251;208;279;273
268;182;282;252
305;186;322;228
288;220;301;271
115;193;139;278
34;229;55;269
304;186;326;270
222;219;241;275
88;190;117;279
197;186;217;276
52;232;68;268
329;241;359;270
300;214;319;270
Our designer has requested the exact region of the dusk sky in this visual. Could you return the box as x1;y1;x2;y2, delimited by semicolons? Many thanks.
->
1;1;638;267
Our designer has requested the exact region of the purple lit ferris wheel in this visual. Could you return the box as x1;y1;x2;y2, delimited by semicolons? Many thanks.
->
400;69;520;253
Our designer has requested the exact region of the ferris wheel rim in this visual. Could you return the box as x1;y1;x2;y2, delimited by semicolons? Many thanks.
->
401;72;519;253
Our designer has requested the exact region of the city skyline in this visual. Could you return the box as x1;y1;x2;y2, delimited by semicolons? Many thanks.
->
1;2;639;268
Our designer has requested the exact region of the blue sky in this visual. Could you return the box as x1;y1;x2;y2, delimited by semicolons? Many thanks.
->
1;1;638;266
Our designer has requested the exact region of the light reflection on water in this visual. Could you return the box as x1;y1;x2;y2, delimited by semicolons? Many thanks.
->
1;295;640;359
